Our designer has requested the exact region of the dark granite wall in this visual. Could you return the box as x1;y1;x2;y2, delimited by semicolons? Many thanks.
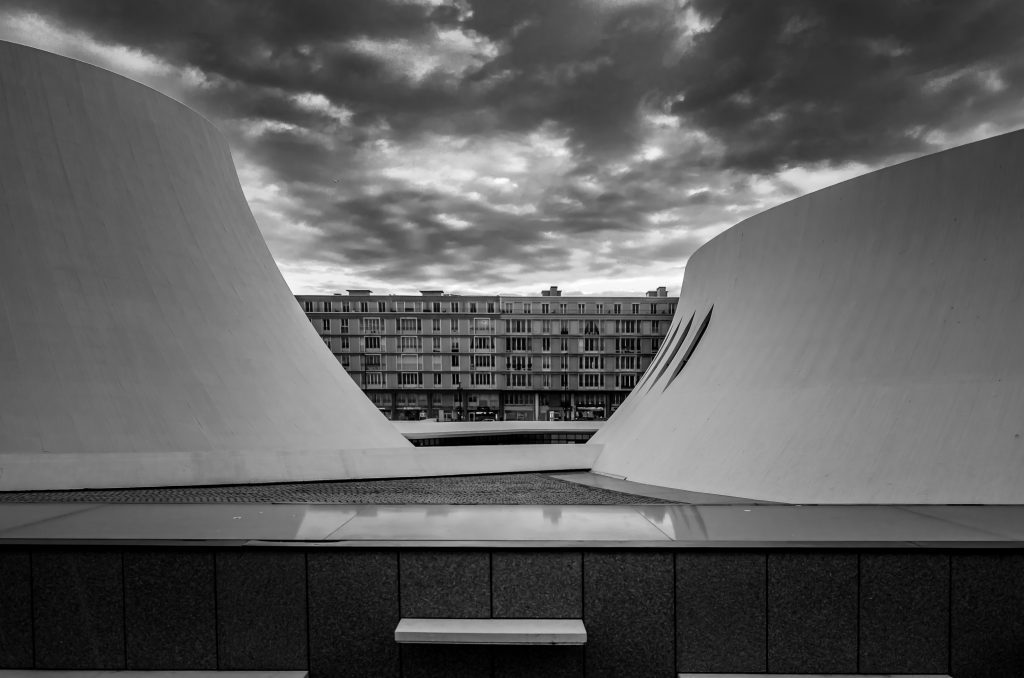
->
1;546;1021;677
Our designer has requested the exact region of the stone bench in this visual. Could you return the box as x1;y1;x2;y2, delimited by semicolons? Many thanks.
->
395;618;586;645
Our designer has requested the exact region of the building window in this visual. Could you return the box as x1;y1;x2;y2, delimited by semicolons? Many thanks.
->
340;336;350;350
321;318;330;332
450;318;459;332
431;302;440;312
523;303;531;314
365;372;384;387
559;303;567;314
364;354;381;369
613;303;622;314
469;302;478;313
452;338;460;352
340;318;349;333
652;321;660;333
560;374;569;387
470;372;493;386
584;338;600;352
487;302;495;313
363;335;380;351
432;336;441;352
509;373;530;387
616;338;639;353
560;338;568;353
542;356;551;370
399;372;422;386
617;373;636;389
508;337;532;352
507;319;531;333
581;373;604;388
578;303;586;314
668;303;676;314
452;373;461;385
652;338;661;352
508;355;529;371
615;320;638;334
399;336;421;350
582;356;601;370
474;354;495;369
451;355;460;367
473;336;494;351
616;355;638;370
342;301;350;312
502;302;513;313
542;374;551;388
323;337;332;350
361;317;381;334
474;317;492;332
651;303;658;314
378;301;386;312
359;301;369;313
339;354;350;367
542;303;550;314
560;356;568;370
584;320;600;335
399;317;420;332
632;303;640;314
596;303;604;314
304;301;313;313
451;301;460;313
433;373;442;386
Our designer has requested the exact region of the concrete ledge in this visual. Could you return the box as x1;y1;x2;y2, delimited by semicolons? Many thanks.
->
0;673;308;678
0;443;599;490
678;674;951;677
395;618;586;645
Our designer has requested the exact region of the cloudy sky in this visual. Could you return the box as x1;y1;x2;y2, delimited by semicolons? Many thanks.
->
2;1;1024;295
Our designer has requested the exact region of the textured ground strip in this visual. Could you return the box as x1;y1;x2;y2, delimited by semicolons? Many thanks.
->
0;472;675;505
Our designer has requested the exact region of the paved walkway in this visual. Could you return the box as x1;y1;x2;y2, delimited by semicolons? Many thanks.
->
0;472;674;505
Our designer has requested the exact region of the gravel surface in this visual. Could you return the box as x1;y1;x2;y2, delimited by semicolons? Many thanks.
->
0;472;675;505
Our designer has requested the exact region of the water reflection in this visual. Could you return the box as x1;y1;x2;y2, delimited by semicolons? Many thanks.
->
330;505;668;541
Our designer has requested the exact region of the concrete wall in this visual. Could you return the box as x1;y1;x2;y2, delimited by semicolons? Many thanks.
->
0;42;410;490
1;546;1020;677
592;130;1024;503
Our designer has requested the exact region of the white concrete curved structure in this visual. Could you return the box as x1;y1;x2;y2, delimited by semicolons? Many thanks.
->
593;130;1024;504
0;42;410;490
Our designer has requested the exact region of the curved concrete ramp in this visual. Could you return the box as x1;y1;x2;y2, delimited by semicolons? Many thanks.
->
592;130;1024;503
0;42;410;490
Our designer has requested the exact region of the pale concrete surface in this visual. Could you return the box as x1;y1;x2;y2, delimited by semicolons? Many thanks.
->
0;443;598;492
394;420;602;438
0;673;308;678
0;42;409;490
593;129;1024;504
395;618;587;645
552;471;778;504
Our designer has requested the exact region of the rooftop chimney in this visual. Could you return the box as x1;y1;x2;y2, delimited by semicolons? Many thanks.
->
346;289;372;295
541;285;561;297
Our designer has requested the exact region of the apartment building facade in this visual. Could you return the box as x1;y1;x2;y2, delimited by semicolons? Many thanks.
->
298;286;675;421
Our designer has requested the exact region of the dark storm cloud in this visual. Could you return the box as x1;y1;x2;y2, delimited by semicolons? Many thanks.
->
4;0;1024;292
672;0;1024;170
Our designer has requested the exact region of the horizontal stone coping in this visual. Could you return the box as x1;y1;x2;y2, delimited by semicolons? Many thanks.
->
678;674;951;677
395;618;586;645
0;673;308;678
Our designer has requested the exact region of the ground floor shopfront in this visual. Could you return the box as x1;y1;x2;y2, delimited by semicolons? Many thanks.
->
362;389;628;422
